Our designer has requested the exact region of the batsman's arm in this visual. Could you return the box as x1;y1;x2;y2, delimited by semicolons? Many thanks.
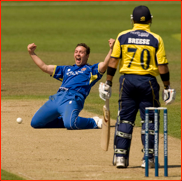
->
158;64;176;104
98;39;115;73
106;57;119;83
27;43;55;75
106;34;121;84
158;64;170;88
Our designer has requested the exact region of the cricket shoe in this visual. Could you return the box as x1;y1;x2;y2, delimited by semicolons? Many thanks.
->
141;158;156;168
116;156;128;168
93;116;102;128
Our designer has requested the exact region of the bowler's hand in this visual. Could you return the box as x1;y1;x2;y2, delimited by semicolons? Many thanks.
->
108;38;115;49
27;43;37;54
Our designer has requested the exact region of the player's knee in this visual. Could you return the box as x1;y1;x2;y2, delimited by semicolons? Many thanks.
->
30;119;39;128
62;116;75;129
64;122;72;129
141;120;154;145
118;120;134;134
64;119;78;130
31;118;42;128
63;110;80;129
115;120;134;147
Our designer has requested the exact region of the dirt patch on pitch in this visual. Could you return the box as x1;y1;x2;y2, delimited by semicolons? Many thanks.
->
1;100;181;180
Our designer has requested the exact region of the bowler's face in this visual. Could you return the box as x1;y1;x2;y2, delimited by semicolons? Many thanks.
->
74;46;89;66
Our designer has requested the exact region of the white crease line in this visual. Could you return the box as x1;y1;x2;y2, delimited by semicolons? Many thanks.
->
17;172;36;180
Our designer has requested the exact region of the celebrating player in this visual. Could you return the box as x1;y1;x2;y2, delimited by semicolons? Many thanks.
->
99;6;175;168
27;39;115;130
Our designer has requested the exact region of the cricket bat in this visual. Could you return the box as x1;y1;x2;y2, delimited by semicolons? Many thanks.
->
101;99;110;151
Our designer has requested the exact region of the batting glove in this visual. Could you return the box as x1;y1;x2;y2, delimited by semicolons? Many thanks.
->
162;86;176;105
99;81;112;101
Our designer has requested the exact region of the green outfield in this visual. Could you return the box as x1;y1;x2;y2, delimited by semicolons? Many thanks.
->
1;1;181;180
1;169;25;180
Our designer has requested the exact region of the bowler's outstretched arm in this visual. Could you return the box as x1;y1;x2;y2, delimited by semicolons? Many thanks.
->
27;43;55;75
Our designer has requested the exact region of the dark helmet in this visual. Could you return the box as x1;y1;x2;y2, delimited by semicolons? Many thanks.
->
131;5;153;24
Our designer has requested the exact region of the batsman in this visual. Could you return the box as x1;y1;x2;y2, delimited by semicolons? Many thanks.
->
99;5;176;168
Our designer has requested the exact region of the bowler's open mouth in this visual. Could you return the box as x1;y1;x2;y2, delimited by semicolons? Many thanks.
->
76;57;81;61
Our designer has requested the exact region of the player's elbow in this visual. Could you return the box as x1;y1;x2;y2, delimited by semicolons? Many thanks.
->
41;65;52;75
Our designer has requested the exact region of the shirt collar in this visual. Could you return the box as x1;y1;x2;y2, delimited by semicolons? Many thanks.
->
73;64;88;68
132;23;151;32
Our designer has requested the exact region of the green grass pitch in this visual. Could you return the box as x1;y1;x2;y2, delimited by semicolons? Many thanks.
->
1;1;181;179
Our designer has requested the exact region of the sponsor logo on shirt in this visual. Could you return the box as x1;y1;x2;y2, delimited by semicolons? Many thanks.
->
130;31;149;37
66;70;86;76
81;68;86;71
